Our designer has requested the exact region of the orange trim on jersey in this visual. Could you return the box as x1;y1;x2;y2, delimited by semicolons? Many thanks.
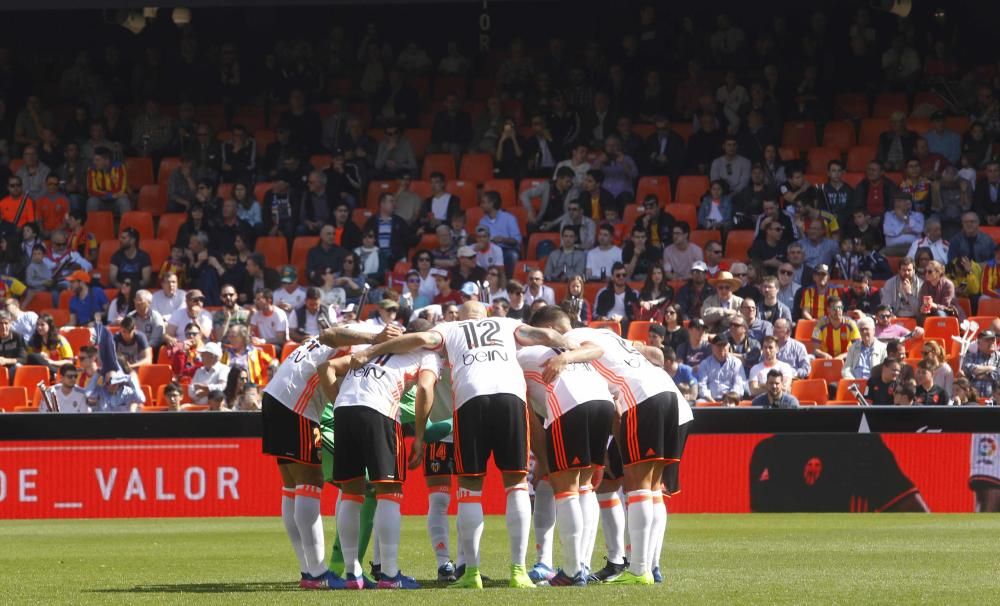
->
340;493;365;503
293;373;321;415
281;487;295;498
627;492;651;504
551;416;567;470
395;422;405;483
457;495;482;503
874;486;919;513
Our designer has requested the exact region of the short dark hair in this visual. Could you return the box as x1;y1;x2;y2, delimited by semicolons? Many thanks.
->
555;166;575;180
305;287;322;300
93;146;112;159
429;171;445;181
766;369;785;381
164;382;183;397
482;190;501;209
120;316;135;331
586;169;605;183
528;305;570;327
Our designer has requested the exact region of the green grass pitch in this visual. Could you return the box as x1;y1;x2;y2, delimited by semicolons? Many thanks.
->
3;514;999;604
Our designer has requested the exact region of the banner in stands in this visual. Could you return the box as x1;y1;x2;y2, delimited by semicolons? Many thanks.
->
0;434;992;518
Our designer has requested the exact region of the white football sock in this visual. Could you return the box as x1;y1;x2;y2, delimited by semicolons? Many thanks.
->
555;491;583;576
427;487;452;566
597;491;626;564
294;484;327;577
281;488;308;573
375;493;403;578
532;479;555;567
456;488;484;567
506;483;531;567
335;493;363;577
626;490;653;576
650;493;667;571
580;484;599;571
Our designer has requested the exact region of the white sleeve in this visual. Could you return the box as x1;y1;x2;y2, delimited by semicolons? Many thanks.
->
419;350;441;377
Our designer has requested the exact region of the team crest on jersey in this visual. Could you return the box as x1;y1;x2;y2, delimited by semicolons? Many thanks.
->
803;457;823;486
977;436;998;464
430;460;441;473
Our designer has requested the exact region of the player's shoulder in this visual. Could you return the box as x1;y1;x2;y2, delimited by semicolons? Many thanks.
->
516;344;551;364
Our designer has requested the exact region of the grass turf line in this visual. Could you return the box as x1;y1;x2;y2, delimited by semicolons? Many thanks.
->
2;514;998;605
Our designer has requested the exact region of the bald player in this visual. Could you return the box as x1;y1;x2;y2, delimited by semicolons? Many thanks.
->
349;301;573;590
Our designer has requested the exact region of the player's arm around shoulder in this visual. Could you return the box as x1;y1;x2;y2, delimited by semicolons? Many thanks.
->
318;323;403;349
409;367;439;470
349;330;444;369
317;357;352;404
514;324;574;350
541;340;605;382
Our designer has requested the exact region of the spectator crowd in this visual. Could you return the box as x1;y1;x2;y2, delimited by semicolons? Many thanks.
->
0;3;999;412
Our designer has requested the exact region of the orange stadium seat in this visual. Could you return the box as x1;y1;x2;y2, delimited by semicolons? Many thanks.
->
482;179;516;209
923;316;960;342
782;121;818;150
873;93;908;118
157;213;187;245
724;230;755;260
821;120;857;151
126;157;154;191
255;236;289;268
157;156;181;185
447;180;478;209
137;365;175;394
527;233;560;261
636;176;671;205
41;309;70;326
806;147;842;175
145;239;170;269
859;119;889;146
833;93;869;119
120;211;155;242
12;366;50;397
291;237;319;284
0;386;28;412
809;358;844;383
846;146;877;172
666;204;697;232
61;327;93;353
24;291;53;312
791;379;829;405
137;184;166;216
421;153;455;181
626;320;654;342
588;320;621;335
690;230;720;250
675;176;709;204
85;211;115;243
459;153;494;183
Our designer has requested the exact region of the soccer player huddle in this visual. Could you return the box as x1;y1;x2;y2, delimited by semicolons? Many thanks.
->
260;300;692;590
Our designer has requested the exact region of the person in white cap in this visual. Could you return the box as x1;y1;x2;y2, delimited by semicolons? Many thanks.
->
459;282;480;302
451;246;486;290
189;342;230;404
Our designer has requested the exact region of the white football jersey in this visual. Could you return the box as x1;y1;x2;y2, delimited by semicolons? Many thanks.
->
566;327;693;423
970;434;1000;483
517;345;613;428
44;385;90;413
429;316;527;408
335;349;440;422
264;324;381;421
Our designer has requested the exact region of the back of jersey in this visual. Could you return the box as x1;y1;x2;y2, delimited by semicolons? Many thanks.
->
264;337;338;421
431;316;527;408
567;327;693;423
517;345;613;428
335;349;440;422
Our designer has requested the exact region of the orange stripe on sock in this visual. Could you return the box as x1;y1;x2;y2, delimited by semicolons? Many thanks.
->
341;493;365;503
599;498;621;509
627;493;651;504
457;496;481;503
377;493;404;504
428;485;451;493
281;488;296;498
554;491;578;500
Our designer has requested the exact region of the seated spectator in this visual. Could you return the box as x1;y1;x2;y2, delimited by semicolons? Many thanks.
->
249;288;289;347
709;136;751;193
150;273;186;320
544;226;586;282
906;216;949;264
727;314;761;374
273;266;306;314
832;236;860;282
811;296;860;361
0;176;35;229
558;274;589;326
864;357;901;405
872;305;920;343
950;378;981;407
106;278;136;325
918;260;959;319
365;191;416;268
636;194;676;248
914;360;949;405
374;124;418;178
450;246;486;291
662;345;697;401
893;382;917;406
877;112;918;172
26;313;75;373
429;93;472;160
642;116;685;180
696;333;747;402
661;222;702;280
796;217;839;272
504;280;526;320
479;191;521;273
166;155;198;213
841;271;881;317
162;382;184;411
524;269;555;307
304;224;347;287
898;158;931;212
585;224;622;282
793;263;836;321
66;269;108;326
697;179;734;232
748;336;796;395
749;218;789;272
109;227;152;289
947;255;982;300
15;145;48;202
592;134;638;208
948;212;996;264
593;262;639;329
842;316;887;380
757;276;792;326
428;269;459;306
523;114;560;178
636;266;674;321
86;369;145;413
473;227;505;271
220;125;256;184
211;284;249;342
86;147;129;215
289;287;334;343
522;167;577;234
35;175;70;237
41;365;90;413
622;225;661;281
166;322;204;380
165;289;212;346
223;366;251;410
114;316;152;367
0;310;27;378
576;169;616;223
930;167;970;234
130;289;165;349
701;270;742;330
677;317;711;371
772;317;811;379
882;192;924;257
963;330;1000;397
686;112;724;175
750;369;801;408
332;253;366;304
974;161;1000;226
419;172;460;234
188;342;230;405
925;111;961;165
222;325;274;386
558;199;596;251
